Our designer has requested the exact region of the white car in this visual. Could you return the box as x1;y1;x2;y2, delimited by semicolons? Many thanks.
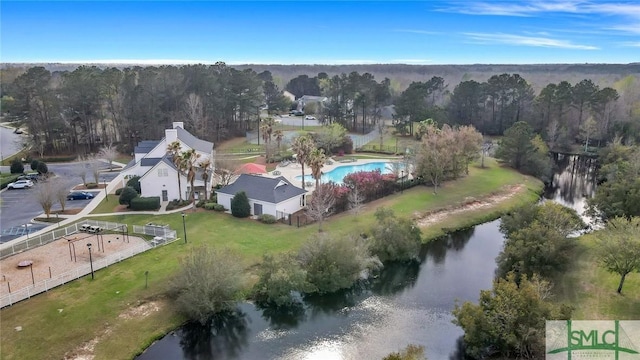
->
7;179;34;189
305;115;317;121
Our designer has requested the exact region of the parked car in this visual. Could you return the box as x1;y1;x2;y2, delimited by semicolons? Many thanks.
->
18;173;39;182
289;110;304;116
67;191;95;200
7;179;34;189
305;115;317;121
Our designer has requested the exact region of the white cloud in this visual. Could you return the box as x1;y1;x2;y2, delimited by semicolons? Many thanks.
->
607;24;640;34
442;1;640;17
463;32;599;50
620;41;640;47
53;59;219;65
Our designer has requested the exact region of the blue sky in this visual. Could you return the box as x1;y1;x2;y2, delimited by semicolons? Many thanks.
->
1;1;639;64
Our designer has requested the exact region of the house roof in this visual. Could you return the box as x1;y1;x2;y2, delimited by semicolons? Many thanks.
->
122;159;137;171
134;140;161;154
299;95;327;102
139;155;179;181
140;157;163;167
176;127;213;154
216;174;307;204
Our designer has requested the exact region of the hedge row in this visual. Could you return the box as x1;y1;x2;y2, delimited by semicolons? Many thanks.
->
130;196;161;211
1;175;20;190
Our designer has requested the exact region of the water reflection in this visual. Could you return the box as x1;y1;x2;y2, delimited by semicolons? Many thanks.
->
259;302;307;329
425;227;475;264
371;260;421;296
545;154;597;223
179;310;249;359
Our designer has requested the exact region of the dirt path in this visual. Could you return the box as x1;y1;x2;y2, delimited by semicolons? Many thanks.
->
415;185;524;227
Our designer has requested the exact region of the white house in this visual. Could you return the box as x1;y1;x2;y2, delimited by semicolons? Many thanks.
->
215;174;307;219
121;122;214;201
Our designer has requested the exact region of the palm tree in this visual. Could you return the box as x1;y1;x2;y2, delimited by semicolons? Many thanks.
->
167;141;183;201
260;117;275;160
292;134;314;190
199;157;212;201
274;129;284;152
307;148;326;189
181;149;200;203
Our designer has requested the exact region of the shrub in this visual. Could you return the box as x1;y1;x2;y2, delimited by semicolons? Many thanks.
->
114;188;123;196
213;204;225;211
204;203;217;210
118;186;138;207
126;175;141;193
297;233;382;294
230;191;251;218
36;162;48;174
169;247;245;324
30;160;40;171
130;196;161;211
252;254;309;307
10;159;24;174
85;182;98;189
1;175;20;190
196;199;206;208
258;214;277;224
368;207;422;262
166;199;191;211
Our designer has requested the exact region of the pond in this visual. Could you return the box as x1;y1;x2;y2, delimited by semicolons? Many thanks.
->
137;155;597;360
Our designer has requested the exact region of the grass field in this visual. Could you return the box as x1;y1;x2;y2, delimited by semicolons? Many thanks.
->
553;232;640;320
0;158;543;360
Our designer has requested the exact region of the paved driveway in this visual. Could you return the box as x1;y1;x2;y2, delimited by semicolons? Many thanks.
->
0;162;119;243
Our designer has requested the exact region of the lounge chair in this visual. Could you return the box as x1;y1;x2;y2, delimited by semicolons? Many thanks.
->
272;170;281;175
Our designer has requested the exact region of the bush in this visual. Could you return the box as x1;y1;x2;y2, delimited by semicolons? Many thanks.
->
126;175;141;193
36;161;48;174
258;214;277;224
130;196;161;211
10;159;24;174
118;186;138;207
85;182;98;189
196;199;206;208
1;175;20;190
114;188;123;196
297;233;382;294
30;160;40;171
204;203;225;211
230;191;251;218
169;247;245;324
252;254;309;307
368;208;422;262
166;199;191;211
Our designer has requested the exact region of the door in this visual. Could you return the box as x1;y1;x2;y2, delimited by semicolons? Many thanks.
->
161;190;168;201
253;203;263;216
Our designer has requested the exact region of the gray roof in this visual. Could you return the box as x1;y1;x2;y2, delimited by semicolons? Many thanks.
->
122;159;137;171
299;95;327;102
140;157;163;167
134;140;161;154
216;174;307;203
161;155;178;170
176;127;213;153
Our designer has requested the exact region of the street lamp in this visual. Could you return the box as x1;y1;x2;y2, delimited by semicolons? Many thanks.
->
87;243;95;280
401;170;404;194
181;212;187;244
104;176;108;202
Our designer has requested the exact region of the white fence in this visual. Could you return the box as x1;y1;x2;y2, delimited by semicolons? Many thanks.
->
1;220;128;259
0;221;178;308
132;224;177;240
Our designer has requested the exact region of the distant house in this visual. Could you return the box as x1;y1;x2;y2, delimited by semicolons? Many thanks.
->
298;95;328;111
121;122;214;201
215;174;307;219
282;91;296;102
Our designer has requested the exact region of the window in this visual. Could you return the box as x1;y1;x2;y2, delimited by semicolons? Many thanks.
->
300;194;306;207
157;168;169;177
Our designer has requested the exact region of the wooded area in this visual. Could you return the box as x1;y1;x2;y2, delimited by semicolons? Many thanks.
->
1;63;638;156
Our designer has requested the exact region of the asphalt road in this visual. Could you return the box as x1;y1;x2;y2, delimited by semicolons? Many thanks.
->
0;162;119;243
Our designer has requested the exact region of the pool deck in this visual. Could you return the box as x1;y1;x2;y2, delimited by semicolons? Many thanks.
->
265;157;397;191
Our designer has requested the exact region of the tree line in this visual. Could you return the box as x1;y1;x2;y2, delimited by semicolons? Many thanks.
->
3;64;637;157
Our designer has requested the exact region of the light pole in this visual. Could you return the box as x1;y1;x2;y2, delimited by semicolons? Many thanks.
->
181;212;187;244
104;176;108;202
87;243;95;280
401;170;404;194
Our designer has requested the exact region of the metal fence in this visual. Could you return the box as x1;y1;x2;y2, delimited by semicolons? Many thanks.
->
0;220;126;260
0;224;179;308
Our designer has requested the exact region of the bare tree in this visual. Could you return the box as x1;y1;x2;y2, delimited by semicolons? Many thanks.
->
51;178;69;213
214;154;240;186
98;144;118;171
89;156;102;184
184;93;206;138
74;161;89;186
348;185;365;215
306;184;335;232
34;180;56;218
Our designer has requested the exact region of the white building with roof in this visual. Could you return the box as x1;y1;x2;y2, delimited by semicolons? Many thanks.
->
121;122;214;201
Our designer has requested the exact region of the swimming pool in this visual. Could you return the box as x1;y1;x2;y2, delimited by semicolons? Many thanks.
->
296;161;394;185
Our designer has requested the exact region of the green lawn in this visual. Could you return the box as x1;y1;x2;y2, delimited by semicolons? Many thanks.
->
553;232;640;320
0;158;543;360
90;194;123;214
